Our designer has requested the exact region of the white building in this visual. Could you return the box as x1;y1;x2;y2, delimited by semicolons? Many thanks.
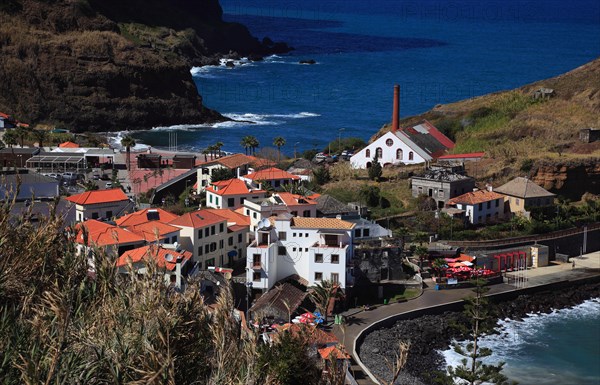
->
205;178;266;210
350;121;454;169
242;192;319;231
196;153;273;191
447;189;505;225
240;167;300;190
66;188;133;222
247;215;355;291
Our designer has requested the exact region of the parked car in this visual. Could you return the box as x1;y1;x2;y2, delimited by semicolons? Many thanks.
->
105;182;113;188
315;152;327;160
62;172;76;180
92;173;100;180
100;174;111;181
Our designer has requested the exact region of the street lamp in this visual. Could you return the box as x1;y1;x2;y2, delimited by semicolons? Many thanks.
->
245;281;253;325
293;142;300;159
338;128;345;154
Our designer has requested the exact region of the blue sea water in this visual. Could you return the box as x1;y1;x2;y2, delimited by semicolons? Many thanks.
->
442;298;600;385
131;0;600;155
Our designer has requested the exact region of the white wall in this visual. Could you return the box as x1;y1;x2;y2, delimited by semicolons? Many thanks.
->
459;198;503;224
350;132;427;169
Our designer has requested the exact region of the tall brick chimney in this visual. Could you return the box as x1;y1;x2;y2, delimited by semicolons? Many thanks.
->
392;84;400;132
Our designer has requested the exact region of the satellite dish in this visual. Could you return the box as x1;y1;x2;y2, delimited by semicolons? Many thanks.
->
258;218;270;229
224;272;232;280
165;253;174;262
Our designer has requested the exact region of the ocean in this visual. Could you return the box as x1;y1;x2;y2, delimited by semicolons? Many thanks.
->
129;0;600;155
441;298;600;384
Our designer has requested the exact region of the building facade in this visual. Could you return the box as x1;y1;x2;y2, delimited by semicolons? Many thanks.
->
447;189;505;224
411;168;476;209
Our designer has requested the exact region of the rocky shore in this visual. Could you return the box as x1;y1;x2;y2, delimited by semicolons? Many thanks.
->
360;281;600;385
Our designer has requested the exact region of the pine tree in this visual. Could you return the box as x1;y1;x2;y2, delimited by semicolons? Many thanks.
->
447;279;515;385
368;154;382;181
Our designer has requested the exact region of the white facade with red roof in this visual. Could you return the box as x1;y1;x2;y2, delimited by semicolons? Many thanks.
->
169;209;248;269
242;192;319;231
196;153;274;191
66;188;133;222
447;189;505;224
247;215;355;290
116;244;193;288
73;219;146;260
240;167;300;190
205;178;266;210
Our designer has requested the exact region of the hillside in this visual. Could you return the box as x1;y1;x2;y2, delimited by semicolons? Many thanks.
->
375;58;600;197
0;0;289;132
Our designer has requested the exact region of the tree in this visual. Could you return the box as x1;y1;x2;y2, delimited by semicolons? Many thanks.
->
241;136;253;156
309;279;343;323
359;185;381;207
447;279;514;385
211;167;235;183
368;155;382;181
414;245;429;271
312;166;331;186
15;126;29;147
121;135;136;171
2;129;17;148
31;129;48;148
247;136;259;155
273;136;286;162
215;141;224;158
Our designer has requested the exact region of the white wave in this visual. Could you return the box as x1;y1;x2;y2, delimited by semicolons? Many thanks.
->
440;298;600;383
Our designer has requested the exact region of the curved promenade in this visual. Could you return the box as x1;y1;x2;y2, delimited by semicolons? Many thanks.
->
332;252;600;385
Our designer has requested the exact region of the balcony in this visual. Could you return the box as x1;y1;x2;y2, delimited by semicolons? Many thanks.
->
251;261;262;270
312;242;349;249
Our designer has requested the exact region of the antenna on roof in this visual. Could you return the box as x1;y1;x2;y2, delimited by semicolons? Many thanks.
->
165;253;174;262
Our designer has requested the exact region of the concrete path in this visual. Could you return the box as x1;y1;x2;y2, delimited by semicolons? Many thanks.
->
333;251;600;385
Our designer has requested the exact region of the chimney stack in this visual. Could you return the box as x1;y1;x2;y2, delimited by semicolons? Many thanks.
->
392;84;400;132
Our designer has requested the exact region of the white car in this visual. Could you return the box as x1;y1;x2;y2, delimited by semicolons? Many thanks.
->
105;182;113;188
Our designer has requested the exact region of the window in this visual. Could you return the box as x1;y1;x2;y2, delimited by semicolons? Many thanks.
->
291;211;298;217
106;211;112;218
91;212;99;219
418;186;423;194
246;209;250;215
365;149;370;157
278;246;286;256
240;197;245;204
478;203;483;210
211;226;215;235
305;248;308;252
292;247;297;252
198;230;203;239
210;242;217;252
354;229;361;238
330;273;339;284
252;254;261;267
298;233;303;237
253;272;261;281
315;253;323;263
219;223;224;232
293;233;296;237
324;235;338;246
305;233;309;237
206;258;215;267
209;195;213;203
386;138;394;147
376;147;383;158
205;228;209;237
408;151;414;161
331;254;339;264
238;233;243;243
219;239;224;249
228;236;233;246
363;228;370;237
396;148;403;160
487;201;491;209
303;210;311;217
496;199;499;207
279;231;287;240
171;236;177;244
205;244;209;253
227;198;234;207
253;212;257;219
215;197;220;206
315;272;323;281
198;247;203;256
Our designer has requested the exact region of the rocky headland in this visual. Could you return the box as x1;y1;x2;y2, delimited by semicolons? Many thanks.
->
0;0;290;132
360;281;600;385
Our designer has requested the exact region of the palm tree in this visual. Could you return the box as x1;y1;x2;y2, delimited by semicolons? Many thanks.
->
121;135;136;171
273;136;286;162
215;141;224;158
3;129;17;148
240;136;252;156
15;126;28;148
31;129;48;148
248;136;259;156
309;279;343;323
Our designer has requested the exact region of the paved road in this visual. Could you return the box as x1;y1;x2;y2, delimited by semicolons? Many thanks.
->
333;251;600;384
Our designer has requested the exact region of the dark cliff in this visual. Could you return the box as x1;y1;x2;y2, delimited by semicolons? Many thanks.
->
0;0;290;132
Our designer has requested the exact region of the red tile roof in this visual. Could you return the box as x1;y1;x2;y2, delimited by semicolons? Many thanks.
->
421;120;455;150
66;189;128;205
59;141;79;148
0;112;10;119
116;244;192;271
206;178;265;196
204;208;251;226
447;190;505;206
276;192;318;207
75;220;144;247
318;345;350;360
169;209;226;228
198;154;275;169
438;152;485;160
244;167;300;181
115;208;178;227
129;221;181;242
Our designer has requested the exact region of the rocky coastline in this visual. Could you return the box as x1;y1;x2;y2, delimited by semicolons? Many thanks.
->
359;281;600;385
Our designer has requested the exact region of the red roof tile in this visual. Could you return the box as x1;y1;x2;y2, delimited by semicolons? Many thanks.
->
116;244;192;271
66;189;128;205
244;167;300;181
115;208;178;227
75;220;144;247
59;141;79;148
0;112;10;119
129;221;181;242
204;208;251;226
276;192;318;207
318;345;350;360
448;190;505;206
206;178;265;196
169;209;226;228
422;120;455;150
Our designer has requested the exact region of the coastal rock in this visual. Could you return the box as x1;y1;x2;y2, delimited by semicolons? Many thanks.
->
0;0;291;132
299;59;317;65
